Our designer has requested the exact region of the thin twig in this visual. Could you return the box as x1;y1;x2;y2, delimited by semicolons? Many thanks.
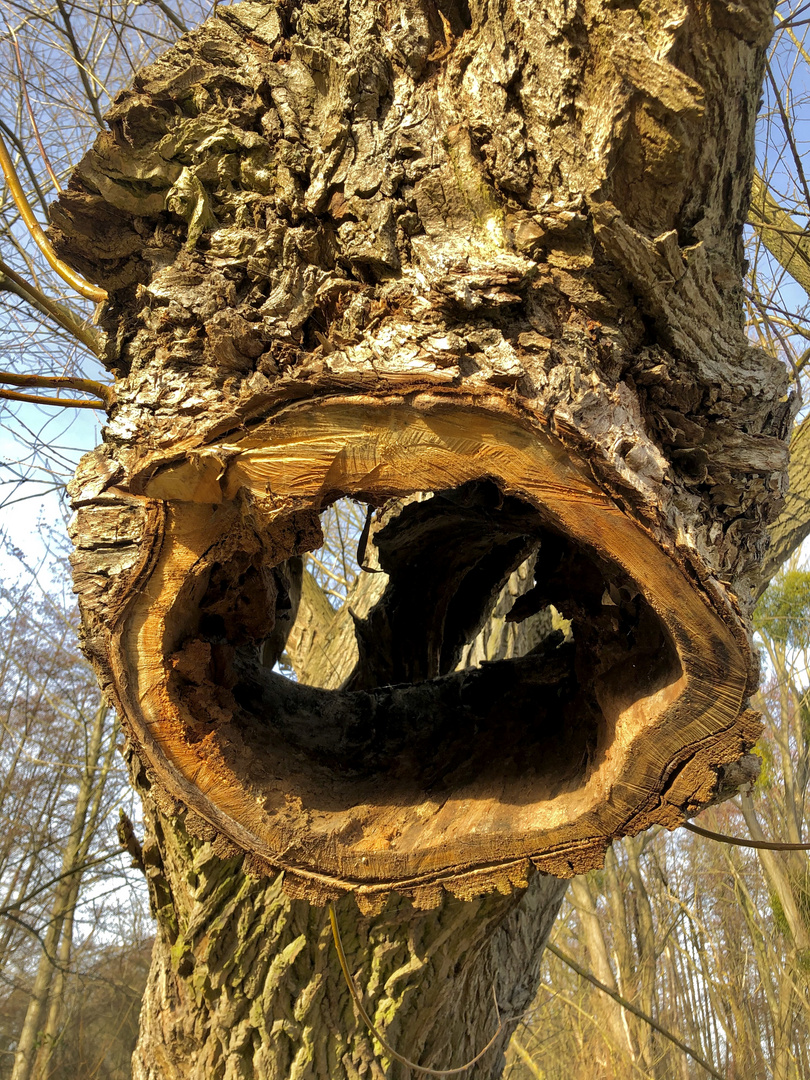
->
328;903;505;1076
0;388;105;409
545;942;723;1080
745;285;803;397
55;0;105;128
0;117;47;210
777;0;810;29
0;851;119;921
0;253;101;353
147;0;188;32
766;61;810;217
511;1035;546;1079
0;129;107;302
1;910;67;966
682;819;810;851
9;25;61;192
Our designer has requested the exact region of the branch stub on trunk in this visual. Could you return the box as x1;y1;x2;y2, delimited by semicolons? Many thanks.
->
60;0;783;906
72;394;758;905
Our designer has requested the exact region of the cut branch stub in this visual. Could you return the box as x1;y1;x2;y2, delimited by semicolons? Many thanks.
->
72;393;759;905
60;0;785;907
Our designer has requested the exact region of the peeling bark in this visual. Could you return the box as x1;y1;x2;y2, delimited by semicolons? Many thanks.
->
54;0;789;1073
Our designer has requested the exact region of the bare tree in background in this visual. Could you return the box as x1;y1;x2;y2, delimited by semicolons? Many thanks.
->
0;0;205;509
0;545;148;1080
0;9;199;1076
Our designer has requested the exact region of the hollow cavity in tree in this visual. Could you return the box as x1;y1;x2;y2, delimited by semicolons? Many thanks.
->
91;395;757;905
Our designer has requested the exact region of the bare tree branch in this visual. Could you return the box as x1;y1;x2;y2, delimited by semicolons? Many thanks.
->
9;26;62;193
748;171;810;296
545;943;724;1080
0;129;106;302
0;254;101;353
0;369;111;403
0;387;105;409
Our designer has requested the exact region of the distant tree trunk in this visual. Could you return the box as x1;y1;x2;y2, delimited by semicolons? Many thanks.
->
56;0;790;1075
10;700;109;1080
569;875;639;1070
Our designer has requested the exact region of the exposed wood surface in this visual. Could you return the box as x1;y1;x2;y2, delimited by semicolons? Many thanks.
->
72;396;760;902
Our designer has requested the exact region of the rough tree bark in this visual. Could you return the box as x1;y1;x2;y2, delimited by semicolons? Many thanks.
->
53;0;790;1074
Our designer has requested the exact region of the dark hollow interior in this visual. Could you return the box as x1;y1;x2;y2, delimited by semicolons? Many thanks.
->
168;481;682;805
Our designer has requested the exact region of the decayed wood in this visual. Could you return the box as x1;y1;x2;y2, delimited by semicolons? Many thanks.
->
61;0;788;907
70;392;761;902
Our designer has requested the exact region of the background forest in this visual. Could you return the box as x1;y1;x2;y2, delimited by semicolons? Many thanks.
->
1;0;810;1077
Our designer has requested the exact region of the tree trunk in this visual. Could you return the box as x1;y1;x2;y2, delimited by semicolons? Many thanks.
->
569;876;638;1070
54;0;788;1074
10;700;109;1080
131;781;566;1078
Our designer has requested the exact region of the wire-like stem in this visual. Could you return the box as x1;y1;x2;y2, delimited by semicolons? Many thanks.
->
0;129;107;302
9;25;62;192
683;819;810;851
0;254;101;353
0;387;105;409
328;903;506;1077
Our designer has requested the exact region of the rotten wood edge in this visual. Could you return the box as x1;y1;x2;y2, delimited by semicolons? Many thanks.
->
73;391;759;906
